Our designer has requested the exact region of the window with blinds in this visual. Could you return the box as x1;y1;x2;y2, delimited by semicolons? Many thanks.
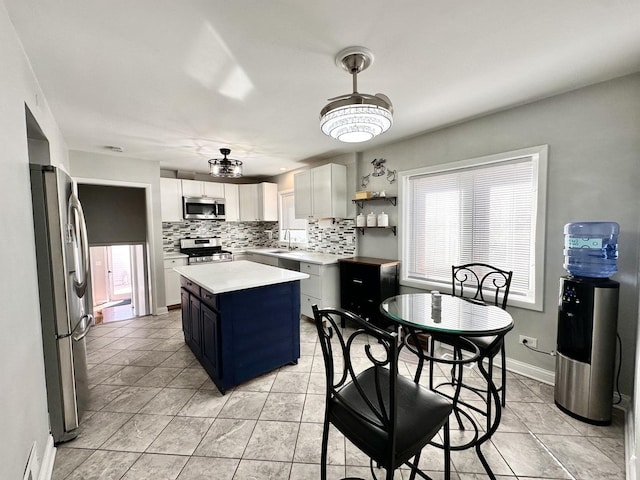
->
279;191;308;244
399;145;548;310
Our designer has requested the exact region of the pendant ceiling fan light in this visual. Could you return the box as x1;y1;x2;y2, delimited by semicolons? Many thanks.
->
320;47;393;143
208;148;243;178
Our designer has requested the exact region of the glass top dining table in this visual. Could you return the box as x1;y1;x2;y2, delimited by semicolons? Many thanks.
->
380;292;513;337
380;292;514;480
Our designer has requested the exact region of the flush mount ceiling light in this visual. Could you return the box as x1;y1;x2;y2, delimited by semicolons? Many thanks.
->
320;46;393;143
208;148;243;178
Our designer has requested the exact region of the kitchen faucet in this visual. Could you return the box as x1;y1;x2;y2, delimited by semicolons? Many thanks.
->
284;229;292;250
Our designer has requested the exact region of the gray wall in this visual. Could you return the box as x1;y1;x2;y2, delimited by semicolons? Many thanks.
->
69;151;166;313
348;73;640;394
0;2;71;478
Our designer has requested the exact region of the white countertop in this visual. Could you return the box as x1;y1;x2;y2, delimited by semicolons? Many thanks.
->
245;248;349;265
175;260;309;294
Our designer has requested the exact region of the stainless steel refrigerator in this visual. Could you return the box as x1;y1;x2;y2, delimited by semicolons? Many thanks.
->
30;164;93;444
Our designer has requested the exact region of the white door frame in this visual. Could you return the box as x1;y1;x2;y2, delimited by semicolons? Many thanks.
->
73;177;159;315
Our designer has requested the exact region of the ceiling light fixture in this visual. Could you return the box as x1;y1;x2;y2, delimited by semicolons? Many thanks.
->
208;148;243;178
320;46;393;143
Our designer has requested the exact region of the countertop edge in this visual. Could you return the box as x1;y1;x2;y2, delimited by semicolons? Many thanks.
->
175;262;309;294
244;248;348;265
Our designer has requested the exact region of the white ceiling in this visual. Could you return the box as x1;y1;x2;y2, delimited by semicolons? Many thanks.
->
6;1;640;177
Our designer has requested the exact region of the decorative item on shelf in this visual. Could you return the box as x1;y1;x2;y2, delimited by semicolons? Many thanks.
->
208;148;243;178
355;190;373;200
320;46;393;143
377;211;389;227
356;212;366;227
367;211;377;227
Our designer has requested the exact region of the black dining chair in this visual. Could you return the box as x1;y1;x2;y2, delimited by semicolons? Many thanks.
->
312;305;453;480
429;263;512;427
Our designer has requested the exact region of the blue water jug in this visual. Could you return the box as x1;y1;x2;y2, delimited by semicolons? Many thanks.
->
563;222;619;278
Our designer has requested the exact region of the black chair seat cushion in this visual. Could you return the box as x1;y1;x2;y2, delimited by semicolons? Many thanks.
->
432;333;503;358
330;367;452;467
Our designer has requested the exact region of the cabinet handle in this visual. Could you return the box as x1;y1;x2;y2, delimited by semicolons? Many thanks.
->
352;279;363;284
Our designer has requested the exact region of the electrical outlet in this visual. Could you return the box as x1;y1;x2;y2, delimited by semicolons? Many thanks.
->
519;335;538;348
346;236;353;244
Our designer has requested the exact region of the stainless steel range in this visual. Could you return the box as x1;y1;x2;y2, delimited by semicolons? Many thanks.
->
180;237;233;264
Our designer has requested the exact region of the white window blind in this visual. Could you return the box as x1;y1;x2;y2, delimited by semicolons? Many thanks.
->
279;191;307;243
400;146;547;309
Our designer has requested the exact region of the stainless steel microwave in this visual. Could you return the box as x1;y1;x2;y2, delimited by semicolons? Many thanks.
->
183;196;226;220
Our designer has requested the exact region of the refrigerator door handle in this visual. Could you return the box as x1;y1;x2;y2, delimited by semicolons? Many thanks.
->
68;193;90;298
59;314;93;341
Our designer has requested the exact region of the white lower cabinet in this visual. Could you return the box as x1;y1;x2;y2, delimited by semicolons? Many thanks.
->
164;257;187;306
245;252;279;266
299;261;339;318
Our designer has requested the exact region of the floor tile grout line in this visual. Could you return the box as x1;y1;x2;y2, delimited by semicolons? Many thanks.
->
528;431;577;480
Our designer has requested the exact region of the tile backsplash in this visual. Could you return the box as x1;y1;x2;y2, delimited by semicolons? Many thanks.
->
162;221;278;252
306;218;356;256
162;219;357;256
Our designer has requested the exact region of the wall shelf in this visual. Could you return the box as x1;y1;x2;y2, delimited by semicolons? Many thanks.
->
357;226;397;236
352;196;397;209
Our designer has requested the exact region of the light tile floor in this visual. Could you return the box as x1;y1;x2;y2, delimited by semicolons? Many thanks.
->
53;310;626;480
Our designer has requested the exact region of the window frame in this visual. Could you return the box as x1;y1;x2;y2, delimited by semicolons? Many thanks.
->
278;189;308;247
398;145;548;311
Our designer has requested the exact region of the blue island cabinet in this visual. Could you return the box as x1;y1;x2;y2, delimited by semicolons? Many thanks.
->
180;276;301;394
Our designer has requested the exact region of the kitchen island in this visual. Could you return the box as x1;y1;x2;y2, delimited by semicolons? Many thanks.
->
174;261;309;394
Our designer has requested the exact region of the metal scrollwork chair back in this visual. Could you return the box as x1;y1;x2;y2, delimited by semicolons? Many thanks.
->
430;263;513;429
312;305;453;480
452;263;512;310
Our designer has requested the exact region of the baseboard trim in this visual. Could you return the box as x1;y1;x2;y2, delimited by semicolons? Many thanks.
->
38;435;55;480
155;306;169;315
622;397;635;480
505;356;555;385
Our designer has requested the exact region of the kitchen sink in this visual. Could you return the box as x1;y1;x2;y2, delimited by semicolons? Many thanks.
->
264;249;290;254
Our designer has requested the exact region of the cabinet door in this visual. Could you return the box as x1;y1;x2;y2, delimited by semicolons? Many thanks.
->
189;294;202;353
239;184;258;221
311;164;332;218
160;178;183;222
312;164;347;219
294;170;311;218
201;303;221;376
203;182;224;198
259;183;278;221
181;288;191;342
224;183;240;221
181;179;204;197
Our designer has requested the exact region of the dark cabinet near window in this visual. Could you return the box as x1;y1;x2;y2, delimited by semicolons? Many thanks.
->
339;257;400;328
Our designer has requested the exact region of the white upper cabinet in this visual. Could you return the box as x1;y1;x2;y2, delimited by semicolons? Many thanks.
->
224;183;240;222
160;178;183;222
294;170;312;219
203;182;225;198
294;163;347;219
181;179;225;198
239;182;278;221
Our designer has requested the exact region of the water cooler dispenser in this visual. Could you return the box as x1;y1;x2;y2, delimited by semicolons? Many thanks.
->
554;222;619;425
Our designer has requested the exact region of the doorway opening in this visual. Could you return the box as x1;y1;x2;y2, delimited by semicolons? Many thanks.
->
90;244;148;324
